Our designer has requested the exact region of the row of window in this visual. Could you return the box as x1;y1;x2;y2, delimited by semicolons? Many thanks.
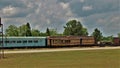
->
52;40;71;44
0;40;39;43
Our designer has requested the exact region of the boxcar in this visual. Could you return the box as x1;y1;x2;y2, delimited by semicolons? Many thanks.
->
113;37;120;46
0;37;47;48
47;36;95;47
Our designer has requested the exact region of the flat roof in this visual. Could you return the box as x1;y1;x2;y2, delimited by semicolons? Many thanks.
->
0;37;46;38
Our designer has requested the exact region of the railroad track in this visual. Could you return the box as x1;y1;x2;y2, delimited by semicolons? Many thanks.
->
4;46;120;54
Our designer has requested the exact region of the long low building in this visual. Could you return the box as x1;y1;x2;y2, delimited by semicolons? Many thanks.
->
113;37;120;45
47;36;95;47
0;37;47;48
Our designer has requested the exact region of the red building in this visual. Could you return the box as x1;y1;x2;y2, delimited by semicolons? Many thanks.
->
113;37;120;45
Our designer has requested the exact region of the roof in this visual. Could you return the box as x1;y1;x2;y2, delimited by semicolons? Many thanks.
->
0;37;47;38
113;37;120;39
47;36;94;39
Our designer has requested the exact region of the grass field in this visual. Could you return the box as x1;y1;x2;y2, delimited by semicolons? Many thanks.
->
0;49;120;68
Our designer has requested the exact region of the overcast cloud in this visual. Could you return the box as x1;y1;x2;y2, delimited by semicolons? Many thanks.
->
0;0;120;36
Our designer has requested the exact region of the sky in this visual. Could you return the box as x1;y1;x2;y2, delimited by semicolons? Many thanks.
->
0;0;120;36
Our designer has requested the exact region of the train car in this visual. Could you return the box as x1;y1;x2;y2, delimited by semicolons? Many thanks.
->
47;36;95;47
0;37;47;48
113;37;120;46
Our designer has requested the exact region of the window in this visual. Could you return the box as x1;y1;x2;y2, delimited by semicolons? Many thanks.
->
61;40;70;43
28;40;32;43
53;40;60;44
0;41;3;43
34;40;38;43
17;41;21;43
12;41;16;43
61;40;65;43
65;40;70;43
23;41;27;43
5;41;9;43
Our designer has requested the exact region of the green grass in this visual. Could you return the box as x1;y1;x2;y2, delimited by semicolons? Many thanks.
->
0;49;120;68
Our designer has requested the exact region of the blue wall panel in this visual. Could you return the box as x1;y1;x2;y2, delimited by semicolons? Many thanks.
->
0;37;47;48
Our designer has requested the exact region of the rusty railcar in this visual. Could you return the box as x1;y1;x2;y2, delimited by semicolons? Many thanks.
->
47;36;95;47
113;37;120;46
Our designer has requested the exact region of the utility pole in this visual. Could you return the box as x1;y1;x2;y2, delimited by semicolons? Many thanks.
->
0;17;4;59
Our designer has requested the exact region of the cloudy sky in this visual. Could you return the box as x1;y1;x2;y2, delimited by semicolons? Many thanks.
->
0;0;120;36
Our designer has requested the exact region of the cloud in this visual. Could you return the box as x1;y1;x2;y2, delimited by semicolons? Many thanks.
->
0;0;26;9
0;0;119;36
23;0;74;32
0;0;37;18
60;2;69;9
56;0;71;3
1;6;35;18
69;0;119;17
82;5;93;11
80;0;84;3
2;5;17;16
83;11;120;36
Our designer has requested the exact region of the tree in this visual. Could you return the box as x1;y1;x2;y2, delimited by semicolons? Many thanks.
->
102;35;113;42
81;28;89;36
63;20;88;36
92;28;103;44
18;24;27;36
18;23;32;36
31;29;40;36
39;32;47;36
118;33;120;38
46;28;50;36
49;29;58;36
26;22;32;36
5;25;19;36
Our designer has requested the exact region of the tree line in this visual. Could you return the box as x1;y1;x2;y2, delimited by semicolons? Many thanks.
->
5;23;61;37
5;20;120;43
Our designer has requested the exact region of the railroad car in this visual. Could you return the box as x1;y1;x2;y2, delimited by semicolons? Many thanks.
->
1;36;115;48
0;37;47;48
113;37;120;46
47;36;95;47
